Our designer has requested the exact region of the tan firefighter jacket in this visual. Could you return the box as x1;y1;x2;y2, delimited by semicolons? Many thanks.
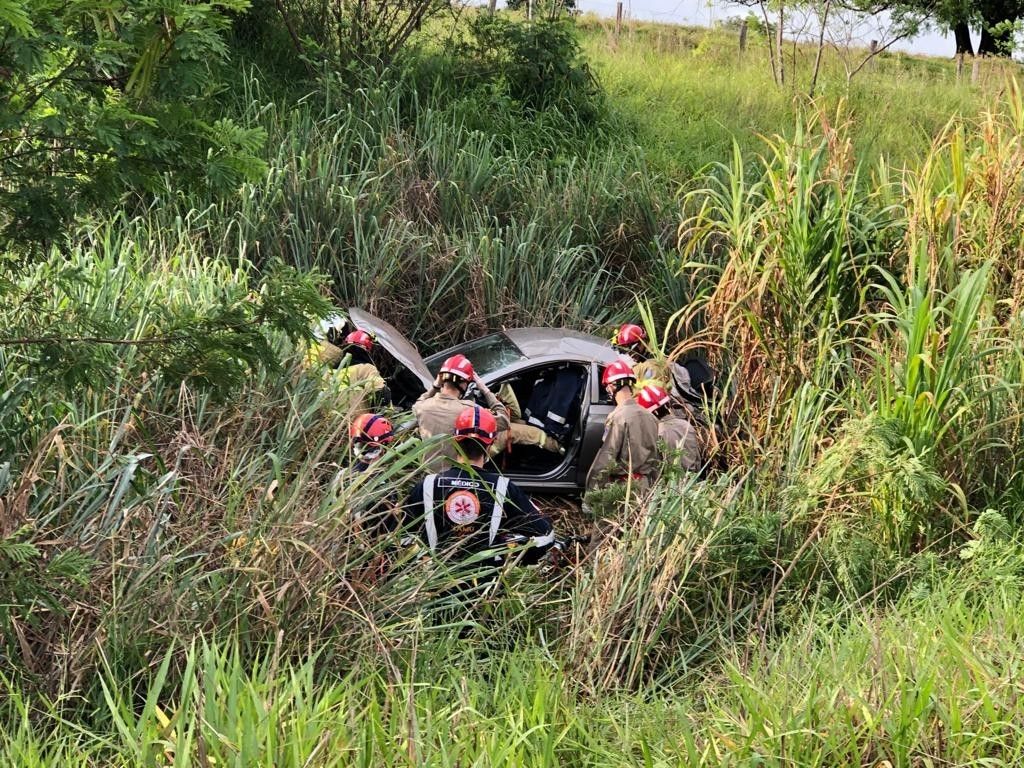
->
658;415;701;472
413;386;509;472
586;398;661;491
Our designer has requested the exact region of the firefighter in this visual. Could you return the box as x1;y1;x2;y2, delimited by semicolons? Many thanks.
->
614;322;646;359
412;354;509;472
306;312;353;369
348;412;401;536
401;406;554;573
636;384;702;472
332;330;390;407
586;360;661;492
350;412;396;471
614;322;698;401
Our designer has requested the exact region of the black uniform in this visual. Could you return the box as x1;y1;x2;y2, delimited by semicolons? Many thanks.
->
402;467;554;566
350;459;402;537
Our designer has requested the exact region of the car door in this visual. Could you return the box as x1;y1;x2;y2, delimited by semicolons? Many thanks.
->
575;362;615;487
348;308;433;406
481;360;589;494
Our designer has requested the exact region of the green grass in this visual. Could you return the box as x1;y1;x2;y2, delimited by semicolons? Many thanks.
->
581;20;1008;178
5;573;1024;766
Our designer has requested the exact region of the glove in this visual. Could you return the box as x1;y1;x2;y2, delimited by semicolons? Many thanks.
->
421;376;441;398
473;374;499;406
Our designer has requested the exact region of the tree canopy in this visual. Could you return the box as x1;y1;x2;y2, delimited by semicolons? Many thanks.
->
0;0;266;248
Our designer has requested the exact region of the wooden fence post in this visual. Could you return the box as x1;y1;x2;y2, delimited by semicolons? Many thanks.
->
738;19;748;56
971;55;980;85
955;52;964;80
615;1;622;41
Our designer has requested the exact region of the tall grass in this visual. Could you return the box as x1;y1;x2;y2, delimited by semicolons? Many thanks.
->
0;231;460;694
670;84;1024;601
679;108;899;460
565;472;759;692
6;571;1024;767
147;73;682;351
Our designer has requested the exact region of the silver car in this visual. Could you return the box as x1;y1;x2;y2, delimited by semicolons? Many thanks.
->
351;309;624;494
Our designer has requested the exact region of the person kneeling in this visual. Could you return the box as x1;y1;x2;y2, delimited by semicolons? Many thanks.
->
586;361;661;493
401;406;555;598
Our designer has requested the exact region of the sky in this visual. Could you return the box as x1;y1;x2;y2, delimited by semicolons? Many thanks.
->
574;0;972;57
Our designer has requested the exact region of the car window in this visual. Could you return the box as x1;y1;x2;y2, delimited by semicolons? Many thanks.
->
427;333;527;378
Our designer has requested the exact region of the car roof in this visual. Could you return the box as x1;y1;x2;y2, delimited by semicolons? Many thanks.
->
503;327;620;363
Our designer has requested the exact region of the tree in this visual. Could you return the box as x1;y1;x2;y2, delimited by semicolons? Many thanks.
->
263;0;457;71
505;0;577;19
976;0;1022;54
896;0;1021;56
821;0;924;87
0;0;266;250
734;0;924;91
730;0;785;85
457;16;602;118
953;20;974;54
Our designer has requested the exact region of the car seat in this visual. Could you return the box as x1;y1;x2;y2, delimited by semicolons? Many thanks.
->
524;366;586;441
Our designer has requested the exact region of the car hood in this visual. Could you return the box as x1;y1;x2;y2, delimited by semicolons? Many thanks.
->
348;308;433;389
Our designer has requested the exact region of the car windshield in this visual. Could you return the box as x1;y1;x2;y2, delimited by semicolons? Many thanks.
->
427;333;526;378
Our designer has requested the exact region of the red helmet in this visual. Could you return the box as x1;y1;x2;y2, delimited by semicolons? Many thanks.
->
601;360;636;388
350;413;394;445
440;354;475;382
344;330;374;353
636;384;671;412
616;323;646;349
453;406;497;446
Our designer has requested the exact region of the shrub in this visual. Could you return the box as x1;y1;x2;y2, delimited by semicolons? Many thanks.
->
0;218;329;411
460;16;604;122
247;0;450;72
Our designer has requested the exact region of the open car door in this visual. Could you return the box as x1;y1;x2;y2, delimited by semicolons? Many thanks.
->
349;308;433;407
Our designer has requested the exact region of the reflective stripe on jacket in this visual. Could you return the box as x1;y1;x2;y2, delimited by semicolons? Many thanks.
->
402;467;554;564
524;368;581;440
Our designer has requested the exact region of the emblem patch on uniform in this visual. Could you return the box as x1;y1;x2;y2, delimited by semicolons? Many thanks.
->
444;490;481;525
